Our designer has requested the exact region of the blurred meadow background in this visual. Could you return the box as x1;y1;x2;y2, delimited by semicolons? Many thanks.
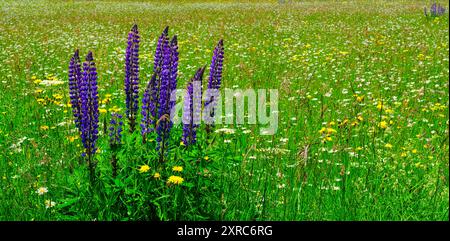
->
0;0;448;220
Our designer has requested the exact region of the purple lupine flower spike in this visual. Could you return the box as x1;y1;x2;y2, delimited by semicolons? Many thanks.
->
131;25;140;123
141;73;157;141
204;40;224;132
438;4;446;15
192;67;205;140
182;79;194;146
124;24;140;132
156;34;172;148
154;26;169;76
79;51;99;180
156;28;180;158
149;27;170;130
109;113;123;147
431;3;437;16
426;2;446;17
158;35;172;124
169;35;179;112
68;49;82;131
182;67;206;146
109;112;123;177
80;51;99;153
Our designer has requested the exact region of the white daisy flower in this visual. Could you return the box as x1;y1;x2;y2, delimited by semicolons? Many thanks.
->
36;187;48;195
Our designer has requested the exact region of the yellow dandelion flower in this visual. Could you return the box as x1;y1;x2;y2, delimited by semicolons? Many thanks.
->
318;127;327;134
100;98;111;105
67;135;79;142
172;166;183;172
101;94;112;104
385;143;393;149
412;149;418;154
167;175;184;185
108;106;121;112
52;94;63;100
379;121;388;129
339;118;349;127
417;53;425;61
385;108;394;114
326;127;337;134
139;165;150;173
154;172;160;179
377;101;383;110
40;125;49;131
356;95;364;103
401;152;407;157
357;115;364;122
204;156;209;161
99;108;107;114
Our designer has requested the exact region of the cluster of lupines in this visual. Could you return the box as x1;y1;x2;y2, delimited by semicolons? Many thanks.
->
124;24;140;133
204;40;224;134
69;50;99;181
182;67;206;146
424;3;446;17
109;113;123;177
68;49;82;131
69;25;224;175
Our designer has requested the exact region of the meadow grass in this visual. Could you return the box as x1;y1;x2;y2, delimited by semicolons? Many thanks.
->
0;0;448;221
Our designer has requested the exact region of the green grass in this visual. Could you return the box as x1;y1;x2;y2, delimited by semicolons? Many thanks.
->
0;0;448;221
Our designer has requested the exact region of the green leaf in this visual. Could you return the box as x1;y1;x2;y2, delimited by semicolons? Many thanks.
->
56;197;79;209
